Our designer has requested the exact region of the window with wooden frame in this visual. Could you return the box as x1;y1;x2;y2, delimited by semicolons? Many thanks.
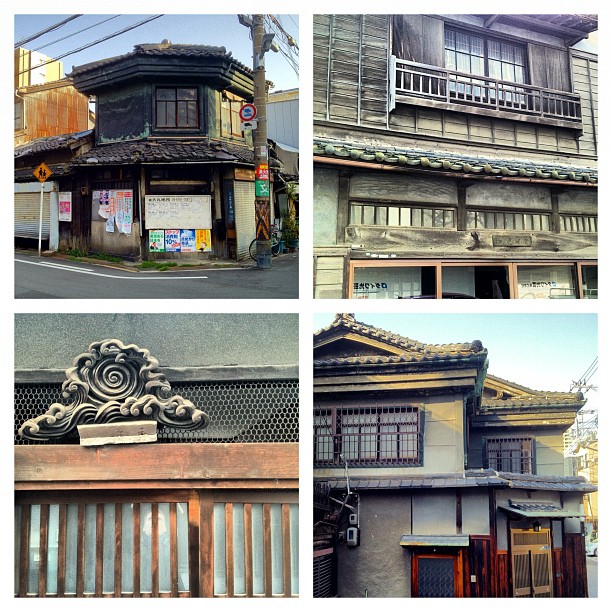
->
314;404;424;467
467;209;551;232
350;201;456;229
221;91;244;139
485;437;534;474
445;28;527;86
155;87;199;129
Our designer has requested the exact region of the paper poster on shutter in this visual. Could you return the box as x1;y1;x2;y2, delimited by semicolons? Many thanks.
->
196;229;212;252
59;192;72;222
165;230;181;252
149;230;165;252
180;229;196;252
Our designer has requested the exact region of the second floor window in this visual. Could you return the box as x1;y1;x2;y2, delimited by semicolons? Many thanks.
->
485;436;533;474
156;87;198;129
445;29;526;85
314;404;424;467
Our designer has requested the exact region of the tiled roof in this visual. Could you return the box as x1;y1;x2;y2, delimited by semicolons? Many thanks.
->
499;471;597;493
316;469;596;493
314;313;487;366
14;130;93;159
72;138;260;166
482;373;585;410
69;43;251;78
314;138;597;185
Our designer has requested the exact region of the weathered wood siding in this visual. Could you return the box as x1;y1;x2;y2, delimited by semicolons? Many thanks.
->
313;249;348;299
313;14;389;127
528;43;571;92
392;15;444;66
572;50;598;158
562;533;588;597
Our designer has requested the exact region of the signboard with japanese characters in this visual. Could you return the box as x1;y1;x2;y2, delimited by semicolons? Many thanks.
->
145;195;212;230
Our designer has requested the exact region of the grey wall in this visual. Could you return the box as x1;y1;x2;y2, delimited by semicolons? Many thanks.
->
14;313;298;369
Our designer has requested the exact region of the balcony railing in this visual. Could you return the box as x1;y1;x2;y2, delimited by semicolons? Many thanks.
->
391;57;582;124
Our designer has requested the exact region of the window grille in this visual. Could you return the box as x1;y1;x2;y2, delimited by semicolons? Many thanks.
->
485;437;533;474
467;210;550;231
560;214;598;233
350;203;455;228
314;404;423;467
15;380;299;445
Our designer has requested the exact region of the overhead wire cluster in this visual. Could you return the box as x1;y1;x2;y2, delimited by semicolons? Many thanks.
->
264;15;299;78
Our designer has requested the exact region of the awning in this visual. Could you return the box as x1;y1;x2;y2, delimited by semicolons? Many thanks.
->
400;535;469;548
501;500;584;519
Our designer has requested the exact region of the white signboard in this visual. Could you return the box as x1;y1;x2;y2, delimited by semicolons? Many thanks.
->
145;195;212;230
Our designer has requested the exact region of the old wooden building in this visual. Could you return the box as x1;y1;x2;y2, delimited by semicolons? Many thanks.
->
15;314;299;597
313;15;598;299
14;42;282;261
313;314;595;597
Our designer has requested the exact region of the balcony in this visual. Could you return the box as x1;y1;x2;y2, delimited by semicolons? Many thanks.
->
391;57;583;130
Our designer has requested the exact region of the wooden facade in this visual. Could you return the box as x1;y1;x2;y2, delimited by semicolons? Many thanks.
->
313;15;598;299
15;321;299;598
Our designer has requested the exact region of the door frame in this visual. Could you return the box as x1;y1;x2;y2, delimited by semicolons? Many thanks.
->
411;551;464;597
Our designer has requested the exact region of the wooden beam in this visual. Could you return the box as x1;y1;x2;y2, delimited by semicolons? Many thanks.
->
15;443;298;484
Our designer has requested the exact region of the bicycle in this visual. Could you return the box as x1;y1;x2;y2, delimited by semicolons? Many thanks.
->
249;224;282;260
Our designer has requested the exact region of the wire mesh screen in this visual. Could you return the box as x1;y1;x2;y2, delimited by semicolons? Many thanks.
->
15;380;299;445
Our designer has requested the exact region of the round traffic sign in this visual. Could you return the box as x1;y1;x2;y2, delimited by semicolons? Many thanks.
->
239;103;257;122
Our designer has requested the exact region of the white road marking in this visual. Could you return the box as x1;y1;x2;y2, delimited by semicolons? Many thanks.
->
16;258;209;280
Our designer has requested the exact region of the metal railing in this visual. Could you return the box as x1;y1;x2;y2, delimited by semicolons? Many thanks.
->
392;57;582;122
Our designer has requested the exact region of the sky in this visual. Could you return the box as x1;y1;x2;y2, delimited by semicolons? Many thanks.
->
312;313;599;412
14;13;299;91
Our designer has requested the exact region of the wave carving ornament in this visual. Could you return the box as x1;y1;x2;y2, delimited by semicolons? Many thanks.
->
18;339;210;441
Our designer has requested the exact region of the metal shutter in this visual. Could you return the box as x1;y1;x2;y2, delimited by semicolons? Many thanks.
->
233;180;255;260
15;192;51;239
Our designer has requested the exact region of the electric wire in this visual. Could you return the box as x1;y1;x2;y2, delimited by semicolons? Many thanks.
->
15;15;83;48
16;15;164;78
30;15;121;54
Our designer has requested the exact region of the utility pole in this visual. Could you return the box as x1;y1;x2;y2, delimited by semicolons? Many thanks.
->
252;15;272;269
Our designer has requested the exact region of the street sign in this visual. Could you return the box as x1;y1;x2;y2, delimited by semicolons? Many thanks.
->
256;163;269;181
240;118;258;131
239;103;257;122
34;162;52;183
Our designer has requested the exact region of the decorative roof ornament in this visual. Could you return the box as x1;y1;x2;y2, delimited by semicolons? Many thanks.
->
18;339;209;441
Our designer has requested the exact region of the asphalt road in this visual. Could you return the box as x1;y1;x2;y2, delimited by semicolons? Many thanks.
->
15;252;299;299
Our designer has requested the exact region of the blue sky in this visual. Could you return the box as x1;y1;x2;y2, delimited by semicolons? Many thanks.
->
313;313;599;408
14;14;299;91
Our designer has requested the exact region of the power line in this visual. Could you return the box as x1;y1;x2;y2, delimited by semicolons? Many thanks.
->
31;15;122;54
16;15;165;79
15;15;83;48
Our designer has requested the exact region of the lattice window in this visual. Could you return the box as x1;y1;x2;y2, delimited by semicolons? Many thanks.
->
485;437;533;474
350;203;456;228
314;404;423;467
155;87;199;129
467;210;550;231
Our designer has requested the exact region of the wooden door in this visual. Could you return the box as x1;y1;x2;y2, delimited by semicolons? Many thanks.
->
15;489;299;598
511;528;553;597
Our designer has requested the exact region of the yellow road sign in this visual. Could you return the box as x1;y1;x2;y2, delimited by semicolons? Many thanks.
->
34;162;52;183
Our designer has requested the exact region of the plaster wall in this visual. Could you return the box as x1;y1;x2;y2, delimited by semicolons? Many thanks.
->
314;168;340;246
